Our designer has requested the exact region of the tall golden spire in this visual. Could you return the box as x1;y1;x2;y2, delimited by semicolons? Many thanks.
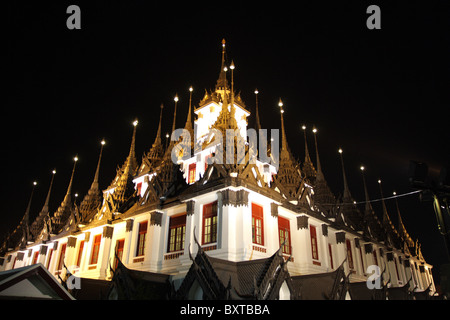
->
154;104;164;148
39;170;56;218
273;99;303;201
313;128;322;175
183;87;195;152
215;39;228;90
378;179;398;241
108;121;139;211
378;179;390;224
52;156;78;232
338;148;352;201
141;104;165;172
64;155;78;204
229;60;236;121
79;140;105;222
30;170;55;238
312;128;335;211
394;191;414;248
172;95;178;134
301;125;316;181
360;166;374;214
279;98;288;152
19;181;37;247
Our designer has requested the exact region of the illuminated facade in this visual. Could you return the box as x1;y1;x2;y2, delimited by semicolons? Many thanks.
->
0;40;437;300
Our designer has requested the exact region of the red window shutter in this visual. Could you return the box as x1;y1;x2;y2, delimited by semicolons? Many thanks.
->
278;216;291;255
189;163;196;184
251;203;264;246
76;240;85;267
310;225;319;260
90;234;102;265
46;249;54;269
136;221;148;256
32;251;39;265
57;243;67;271
114;239;125;269
136;182;142;196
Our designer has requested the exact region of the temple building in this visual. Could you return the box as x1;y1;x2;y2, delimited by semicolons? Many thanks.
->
0;40;437;300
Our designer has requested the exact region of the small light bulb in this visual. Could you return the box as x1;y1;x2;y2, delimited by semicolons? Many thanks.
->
254;89;259;95
360;166;365;171
278;99;283;107
338;148;343;154
302;125;306;130
312;128;317;133
189;86;193;92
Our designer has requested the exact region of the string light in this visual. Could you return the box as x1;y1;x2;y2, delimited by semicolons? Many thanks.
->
340;189;421;205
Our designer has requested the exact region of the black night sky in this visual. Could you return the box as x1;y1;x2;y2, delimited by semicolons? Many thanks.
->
4;2;450;286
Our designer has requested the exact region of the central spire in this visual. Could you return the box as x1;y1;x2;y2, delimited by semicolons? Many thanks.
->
215;39;228;91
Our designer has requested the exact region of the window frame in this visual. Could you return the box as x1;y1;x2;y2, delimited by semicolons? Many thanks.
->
136;221;148;257
76;240;85;268
114;239;125;270
278;216;291;255
251;203;264;246
90;234;102;265
202;201;218;245
56;243;67;272
346;239;354;271
188;163;196;184
310;225;319;261
167;214;187;253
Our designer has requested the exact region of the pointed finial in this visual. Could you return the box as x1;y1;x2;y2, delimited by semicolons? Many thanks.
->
153;104;164;147
229;60;236;120
128;119;138;160
92;139;105;186
302;125;312;162
171;94;179;134
378;179;390;223
338;148;352;200
39;169;56;217
360;165;374;213
184;87;194;139
312;127;322;174
279;98;287;151
21;180;37;245
254;89;261;131
128;120;138;172
66;155;78;196
216;39;228;90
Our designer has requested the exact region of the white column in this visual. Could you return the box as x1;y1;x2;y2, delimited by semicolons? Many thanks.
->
98;226;114;279
334;231;348;274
